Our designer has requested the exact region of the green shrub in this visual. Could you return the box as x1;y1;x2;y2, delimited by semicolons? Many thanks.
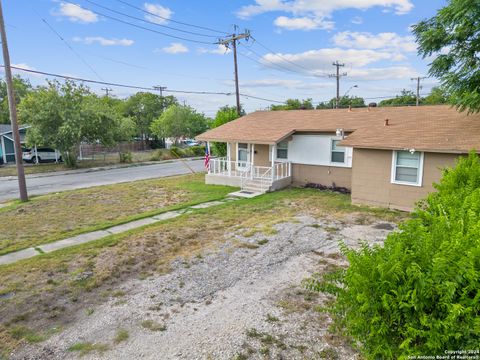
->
305;152;480;358
119;151;132;163
169;146;184;158
150;149;173;161
189;145;206;157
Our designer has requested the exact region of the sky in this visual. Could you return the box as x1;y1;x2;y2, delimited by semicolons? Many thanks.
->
3;0;447;116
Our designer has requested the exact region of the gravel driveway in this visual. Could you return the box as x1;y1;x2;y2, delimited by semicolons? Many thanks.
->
12;214;395;360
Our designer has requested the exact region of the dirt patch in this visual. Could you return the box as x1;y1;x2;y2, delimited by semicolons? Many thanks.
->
10;215;395;360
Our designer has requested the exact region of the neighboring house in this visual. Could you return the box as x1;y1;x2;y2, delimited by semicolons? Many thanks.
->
0;124;28;164
196;105;480;211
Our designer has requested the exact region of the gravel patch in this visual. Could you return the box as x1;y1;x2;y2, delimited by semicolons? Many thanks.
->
11;215;395;360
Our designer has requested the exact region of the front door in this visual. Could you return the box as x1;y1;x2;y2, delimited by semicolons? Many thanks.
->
237;143;250;169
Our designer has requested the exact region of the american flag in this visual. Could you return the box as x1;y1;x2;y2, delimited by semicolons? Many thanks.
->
204;145;210;169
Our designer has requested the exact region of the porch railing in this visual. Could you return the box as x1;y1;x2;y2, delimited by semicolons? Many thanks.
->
208;158;292;182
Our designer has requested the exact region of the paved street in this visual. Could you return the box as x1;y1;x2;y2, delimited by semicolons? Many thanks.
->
0;159;205;202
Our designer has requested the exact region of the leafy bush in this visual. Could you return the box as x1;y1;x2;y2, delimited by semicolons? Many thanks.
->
150;149;173;161
119;151;132;163
63;151;77;168
306;152;480;358
169;146;184;158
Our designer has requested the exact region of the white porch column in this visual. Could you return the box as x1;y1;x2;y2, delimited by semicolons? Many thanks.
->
1;136;6;164
226;142;231;176
251;143;255;179
207;141;211;173
271;144;276;180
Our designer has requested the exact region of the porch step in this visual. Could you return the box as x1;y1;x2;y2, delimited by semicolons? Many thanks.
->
242;178;272;194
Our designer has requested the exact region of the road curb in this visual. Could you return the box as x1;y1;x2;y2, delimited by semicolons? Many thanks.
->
0;157;204;181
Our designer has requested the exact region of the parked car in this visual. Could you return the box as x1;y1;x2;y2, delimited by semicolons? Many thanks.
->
182;139;200;147
23;147;62;163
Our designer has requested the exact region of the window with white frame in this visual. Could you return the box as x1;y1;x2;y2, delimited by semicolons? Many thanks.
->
276;141;288;160
392;151;423;186
331;140;345;163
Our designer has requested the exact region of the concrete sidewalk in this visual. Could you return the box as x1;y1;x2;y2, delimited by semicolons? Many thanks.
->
0;198;235;266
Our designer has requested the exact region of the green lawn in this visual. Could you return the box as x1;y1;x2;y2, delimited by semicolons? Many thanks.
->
0;174;234;255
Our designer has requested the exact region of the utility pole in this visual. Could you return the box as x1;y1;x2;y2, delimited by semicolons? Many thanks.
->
329;61;347;109
101;87;113;97
154;85;167;99
218;28;250;116
0;0;28;202
411;76;427;106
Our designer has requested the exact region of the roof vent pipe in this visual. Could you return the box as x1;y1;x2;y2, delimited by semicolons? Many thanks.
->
384;118;389;126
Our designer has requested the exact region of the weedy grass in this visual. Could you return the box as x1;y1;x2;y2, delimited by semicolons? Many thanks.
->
68;342;109;356
0;187;403;356
0;173;234;255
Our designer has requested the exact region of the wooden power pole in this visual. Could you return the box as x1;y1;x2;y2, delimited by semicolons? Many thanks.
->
219;29;250;116
329;61;347;109
411;76;427;106
0;0;28;201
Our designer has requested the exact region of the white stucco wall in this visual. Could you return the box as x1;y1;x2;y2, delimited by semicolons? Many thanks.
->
279;134;353;168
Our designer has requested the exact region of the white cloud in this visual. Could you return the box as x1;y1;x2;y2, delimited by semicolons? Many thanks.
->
237;0;414;30
235;78;334;90
261;48;401;74
144;3;173;24
274;16;334;31
351;16;363;25
160;42;189;54
348;66;418;81
198;44;232;55
56;3;98;23
73;37;134;46
333;31;417;52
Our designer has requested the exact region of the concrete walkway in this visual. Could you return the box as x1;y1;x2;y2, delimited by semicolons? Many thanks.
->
0;198;236;266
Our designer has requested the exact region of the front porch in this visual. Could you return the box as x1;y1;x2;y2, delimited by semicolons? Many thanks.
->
205;142;292;194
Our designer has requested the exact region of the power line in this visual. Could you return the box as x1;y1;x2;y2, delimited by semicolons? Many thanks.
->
62;2;215;45
249;36;316;74
82;0;219;39
3;65;288;104
112;0;228;35
38;15;104;81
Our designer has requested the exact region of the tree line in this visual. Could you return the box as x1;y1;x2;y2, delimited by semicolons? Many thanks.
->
269;86;451;111
0;77;240;166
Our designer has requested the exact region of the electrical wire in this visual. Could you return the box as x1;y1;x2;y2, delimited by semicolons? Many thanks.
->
38;15;104;81
249;35;318;74
62;2;216;45
82;0;219;39
3;65;288;104
112;0;228;35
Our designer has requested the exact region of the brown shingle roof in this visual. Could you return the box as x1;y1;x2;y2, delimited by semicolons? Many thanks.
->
196;105;480;153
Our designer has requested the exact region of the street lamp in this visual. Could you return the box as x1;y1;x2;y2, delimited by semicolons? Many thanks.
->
340;85;358;109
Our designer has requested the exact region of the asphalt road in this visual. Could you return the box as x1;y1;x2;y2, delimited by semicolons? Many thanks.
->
0;159;206;202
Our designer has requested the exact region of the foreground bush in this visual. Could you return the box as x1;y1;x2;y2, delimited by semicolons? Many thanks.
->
306;153;480;358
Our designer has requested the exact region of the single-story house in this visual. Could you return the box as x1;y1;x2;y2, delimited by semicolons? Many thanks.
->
0;124;28;164
196;105;480;211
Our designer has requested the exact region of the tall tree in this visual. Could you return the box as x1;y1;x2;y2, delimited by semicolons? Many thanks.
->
423;86;451;105
122;92;177;145
0;75;32;124
19;80;133;167
379;90;418;107
211;105;241;156
316;96;366;109
150;104;208;144
271;98;314;111
413;0;480;113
